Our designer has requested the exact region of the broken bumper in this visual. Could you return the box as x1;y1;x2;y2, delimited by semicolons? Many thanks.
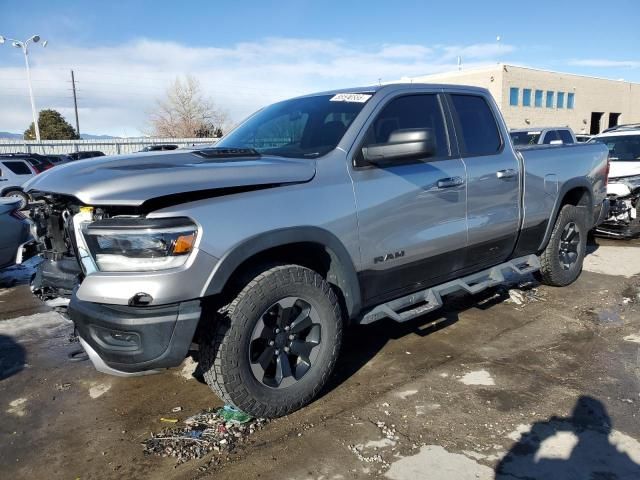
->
69;294;201;375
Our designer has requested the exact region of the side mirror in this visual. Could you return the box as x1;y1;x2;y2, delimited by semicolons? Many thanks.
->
550;139;564;145
362;128;436;165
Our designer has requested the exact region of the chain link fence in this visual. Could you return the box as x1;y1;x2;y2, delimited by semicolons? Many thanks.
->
0;137;218;156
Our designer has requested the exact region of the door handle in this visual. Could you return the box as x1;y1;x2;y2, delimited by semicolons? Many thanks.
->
496;169;517;179
0;179;7;182
437;176;464;188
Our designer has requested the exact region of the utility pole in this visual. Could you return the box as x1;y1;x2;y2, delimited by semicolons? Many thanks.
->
71;69;80;138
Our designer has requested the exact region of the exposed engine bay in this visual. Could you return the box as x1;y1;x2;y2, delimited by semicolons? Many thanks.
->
596;176;640;238
29;193;131;300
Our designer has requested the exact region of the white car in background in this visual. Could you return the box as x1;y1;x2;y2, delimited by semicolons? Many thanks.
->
590;124;640;237
0;158;37;208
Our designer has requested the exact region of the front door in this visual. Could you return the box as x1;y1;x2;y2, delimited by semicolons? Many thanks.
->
350;92;468;304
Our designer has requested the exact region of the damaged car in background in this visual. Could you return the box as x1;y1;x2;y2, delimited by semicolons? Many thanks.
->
590;124;640;238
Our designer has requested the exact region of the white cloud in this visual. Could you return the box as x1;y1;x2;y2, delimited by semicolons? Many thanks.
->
0;37;515;136
569;59;640;68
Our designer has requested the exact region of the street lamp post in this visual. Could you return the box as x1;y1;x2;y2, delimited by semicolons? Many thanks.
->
0;34;48;142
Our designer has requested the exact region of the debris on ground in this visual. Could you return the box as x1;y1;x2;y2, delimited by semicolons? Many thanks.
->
171;406;183;413
217;405;252;424
160;417;179;423
55;382;71;392
500;281;545;306
143;407;268;464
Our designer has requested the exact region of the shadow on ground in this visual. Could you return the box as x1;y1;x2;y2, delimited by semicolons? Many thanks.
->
496;395;640;479
0;334;26;380
323;285;515;399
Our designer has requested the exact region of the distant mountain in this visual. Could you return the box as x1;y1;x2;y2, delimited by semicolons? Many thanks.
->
0;131;22;139
80;133;119;139
0;132;118;140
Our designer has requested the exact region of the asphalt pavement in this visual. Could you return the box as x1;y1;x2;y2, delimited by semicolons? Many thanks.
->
1;238;639;479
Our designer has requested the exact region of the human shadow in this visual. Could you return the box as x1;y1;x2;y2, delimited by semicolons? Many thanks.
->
496;395;640;479
0;334;26;381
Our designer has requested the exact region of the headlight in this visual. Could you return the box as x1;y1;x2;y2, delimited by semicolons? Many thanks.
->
83;217;198;272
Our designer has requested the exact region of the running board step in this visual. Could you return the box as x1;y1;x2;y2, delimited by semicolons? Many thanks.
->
359;254;540;325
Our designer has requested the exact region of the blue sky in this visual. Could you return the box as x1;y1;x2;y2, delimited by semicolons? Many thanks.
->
1;0;639;135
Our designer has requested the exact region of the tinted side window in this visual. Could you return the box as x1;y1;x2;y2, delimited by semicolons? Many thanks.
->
558;129;574;144
450;94;502;156
542;131;559;144
364;94;449;158
2;161;32;175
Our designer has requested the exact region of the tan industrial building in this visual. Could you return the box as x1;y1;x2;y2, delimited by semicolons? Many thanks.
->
403;64;640;134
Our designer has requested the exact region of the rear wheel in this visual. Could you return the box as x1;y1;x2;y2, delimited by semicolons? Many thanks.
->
199;265;343;418
538;205;588;286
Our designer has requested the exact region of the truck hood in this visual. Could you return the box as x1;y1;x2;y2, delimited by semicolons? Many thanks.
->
24;150;316;206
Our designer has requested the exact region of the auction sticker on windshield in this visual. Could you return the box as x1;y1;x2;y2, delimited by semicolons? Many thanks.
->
330;93;372;103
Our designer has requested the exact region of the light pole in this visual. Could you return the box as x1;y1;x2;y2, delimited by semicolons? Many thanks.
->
0;34;48;142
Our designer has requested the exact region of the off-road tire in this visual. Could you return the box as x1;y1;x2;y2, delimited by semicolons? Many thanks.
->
199;265;343;418
538;204;588;286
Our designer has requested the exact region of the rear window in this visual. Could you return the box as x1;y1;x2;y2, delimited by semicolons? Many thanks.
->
450;94;502;156
590;135;640;161
558;129;574;144
542;131;559;144
2;161;32;175
511;131;541;146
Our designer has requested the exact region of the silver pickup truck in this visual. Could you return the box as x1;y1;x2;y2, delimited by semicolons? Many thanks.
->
25;84;609;418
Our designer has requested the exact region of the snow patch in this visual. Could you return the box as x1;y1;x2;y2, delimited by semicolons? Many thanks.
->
385;445;493;480
623;334;640;344
177;356;197;380
583;246;640;278
534;431;579;461
459;369;495;386
506;423;532;441
364;438;397;449
395;389;418;400
88;382;111;399
0;311;71;337
7;397;27;417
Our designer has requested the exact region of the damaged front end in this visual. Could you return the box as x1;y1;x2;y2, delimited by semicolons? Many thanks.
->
596;175;640;238
29;193;137;300
30;194;89;300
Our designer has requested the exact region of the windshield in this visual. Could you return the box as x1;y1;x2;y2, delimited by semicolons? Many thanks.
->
216;94;371;158
510;131;541;146
589;135;640;161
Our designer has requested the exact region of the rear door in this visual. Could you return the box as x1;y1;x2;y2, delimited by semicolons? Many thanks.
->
447;93;520;269
350;91;468;304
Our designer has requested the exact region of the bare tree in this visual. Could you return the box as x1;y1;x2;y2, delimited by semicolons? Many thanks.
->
149;75;229;138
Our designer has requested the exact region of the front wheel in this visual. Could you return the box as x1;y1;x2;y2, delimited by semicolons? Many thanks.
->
538;205;588;286
199;265;343;418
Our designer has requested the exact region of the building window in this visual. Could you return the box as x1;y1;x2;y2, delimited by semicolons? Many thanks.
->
509;87;519;106
535;90;543;107
546;91;554;108
567;92;575;109
523;88;532;107
557;92;565;109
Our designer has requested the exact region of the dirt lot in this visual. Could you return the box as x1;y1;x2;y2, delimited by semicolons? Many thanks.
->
1;237;639;480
